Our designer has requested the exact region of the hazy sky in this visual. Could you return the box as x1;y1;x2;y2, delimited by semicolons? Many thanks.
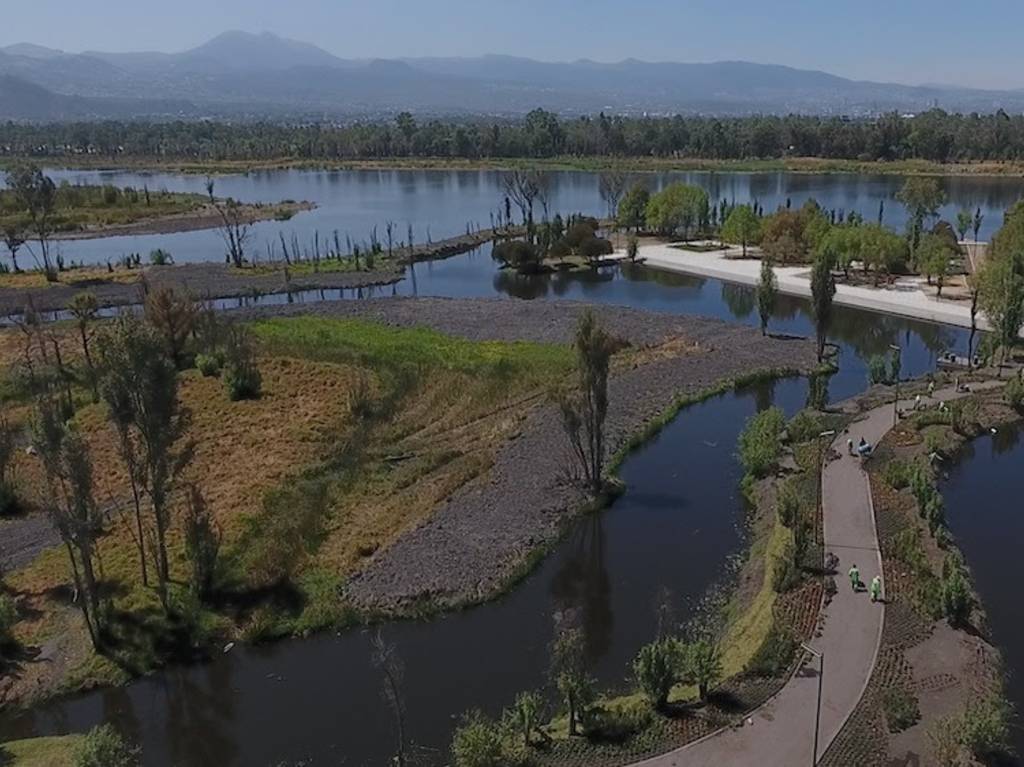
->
2;0;1022;89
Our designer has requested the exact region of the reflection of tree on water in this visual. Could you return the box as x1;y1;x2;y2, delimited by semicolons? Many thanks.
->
101;687;143;760
720;282;756;320
548;515;612;666
748;377;777;413
828;305;957;361
491;265;616;301
165;657;239;766
619;262;707;295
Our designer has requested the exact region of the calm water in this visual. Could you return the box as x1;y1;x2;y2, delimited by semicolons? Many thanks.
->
9;168;1024;266
942;424;1024;756
0;168;1013;767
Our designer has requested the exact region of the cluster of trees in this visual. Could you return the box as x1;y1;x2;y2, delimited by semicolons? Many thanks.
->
10;109;1024;162
0;286;261;656
492;215;612;274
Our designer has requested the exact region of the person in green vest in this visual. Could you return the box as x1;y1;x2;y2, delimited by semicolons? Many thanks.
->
848;564;860;591
870;575;882;603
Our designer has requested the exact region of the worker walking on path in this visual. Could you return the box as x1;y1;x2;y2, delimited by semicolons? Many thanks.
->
870;575;882;603
848;564;860;591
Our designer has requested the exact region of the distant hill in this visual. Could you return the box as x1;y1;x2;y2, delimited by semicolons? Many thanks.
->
2;31;1024;120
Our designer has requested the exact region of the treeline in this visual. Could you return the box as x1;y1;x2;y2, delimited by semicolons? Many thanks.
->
6;109;1024;163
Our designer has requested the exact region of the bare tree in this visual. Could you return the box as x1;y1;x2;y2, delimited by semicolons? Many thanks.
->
372;630;408;767
598;171;629;221
206;179;251;268
385;220;396;259
501;170;542;226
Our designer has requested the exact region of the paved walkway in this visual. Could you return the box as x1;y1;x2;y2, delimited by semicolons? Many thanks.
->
635;386;990;767
632;242;1021;336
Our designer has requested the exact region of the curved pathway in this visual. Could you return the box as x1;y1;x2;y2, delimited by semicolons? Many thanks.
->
636;386;988;766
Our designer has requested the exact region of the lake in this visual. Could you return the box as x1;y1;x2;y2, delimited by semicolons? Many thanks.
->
0;168;1018;767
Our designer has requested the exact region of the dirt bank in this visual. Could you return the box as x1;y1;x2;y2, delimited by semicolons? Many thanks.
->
234;297;821;612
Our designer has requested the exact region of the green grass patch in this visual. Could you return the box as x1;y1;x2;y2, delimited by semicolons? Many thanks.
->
250;316;574;388
0;735;82;767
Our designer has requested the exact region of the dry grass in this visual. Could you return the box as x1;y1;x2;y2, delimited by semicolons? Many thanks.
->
0;267;141;291
0;315;581;703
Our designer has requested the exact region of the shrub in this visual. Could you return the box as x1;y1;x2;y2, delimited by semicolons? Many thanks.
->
74;724;139;767
772;539;800;592
579;235;614;261
492;240;540;272
626;235;639;261
882;459;912;490
223;326;262;401
958;697;1013;759
451;711;509;767
786;410;822;444
633;638;683;710
1006;377;1024;411
776;482;800;527
195;352;224;378
882;687;921;733
0;593;18;648
940;557;973;627
748;625;796;677
148;248;173;266
0;480;18;517
587;701;653;743
868;355;890;385
738;406;786;477
682;638;722;700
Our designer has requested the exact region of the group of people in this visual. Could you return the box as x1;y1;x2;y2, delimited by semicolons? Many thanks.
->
847;564;883;602
846;436;872;458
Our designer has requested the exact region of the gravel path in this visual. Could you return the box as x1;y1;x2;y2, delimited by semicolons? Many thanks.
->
233;297;819;612
0;513;60;572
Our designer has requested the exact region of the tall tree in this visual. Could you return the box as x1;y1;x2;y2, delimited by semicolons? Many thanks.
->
67;292;100;402
560;311;617;493
896;177;945;264
597;170;629;221
916;232;955;296
550;628;594;737
756;257;778;336
205;179;251;268
32;394;105;649
978;255;1024;372
96;318;192;610
5;164;58;280
810;249;837;362
721;205;761;257
616;183;650;232
956;209;973;243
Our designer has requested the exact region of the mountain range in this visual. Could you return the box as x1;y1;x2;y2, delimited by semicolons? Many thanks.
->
2;30;1023;121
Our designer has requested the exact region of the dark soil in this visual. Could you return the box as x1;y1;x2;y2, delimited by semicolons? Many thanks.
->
230;297;819;612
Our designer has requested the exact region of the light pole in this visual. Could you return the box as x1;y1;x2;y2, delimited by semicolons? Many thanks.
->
889;344;901;426
801;643;825;767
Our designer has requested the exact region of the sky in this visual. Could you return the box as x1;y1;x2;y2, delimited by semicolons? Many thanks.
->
2;0;1023;90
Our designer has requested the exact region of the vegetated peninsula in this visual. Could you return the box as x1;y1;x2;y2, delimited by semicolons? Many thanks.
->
0;171;312;243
